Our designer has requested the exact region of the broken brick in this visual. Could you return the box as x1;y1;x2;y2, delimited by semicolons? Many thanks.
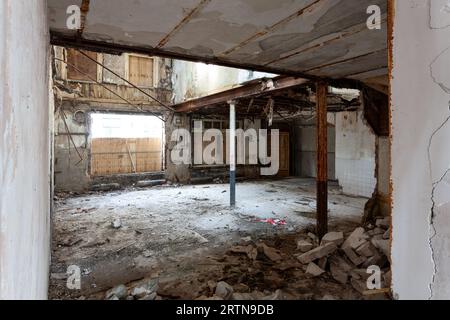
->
296;242;337;264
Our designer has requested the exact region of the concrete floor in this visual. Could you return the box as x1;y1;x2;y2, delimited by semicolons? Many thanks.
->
49;178;369;299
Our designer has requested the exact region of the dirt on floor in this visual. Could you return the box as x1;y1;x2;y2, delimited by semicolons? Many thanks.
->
48;178;389;300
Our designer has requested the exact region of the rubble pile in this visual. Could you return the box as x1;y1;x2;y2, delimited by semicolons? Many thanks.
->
103;218;391;301
297;217;392;295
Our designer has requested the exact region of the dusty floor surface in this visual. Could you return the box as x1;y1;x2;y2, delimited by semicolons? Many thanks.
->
49;178;371;300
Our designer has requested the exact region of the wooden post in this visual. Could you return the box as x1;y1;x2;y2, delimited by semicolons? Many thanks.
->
316;81;328;239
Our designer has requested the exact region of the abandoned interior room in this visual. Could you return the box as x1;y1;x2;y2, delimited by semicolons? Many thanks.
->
3;0;450;301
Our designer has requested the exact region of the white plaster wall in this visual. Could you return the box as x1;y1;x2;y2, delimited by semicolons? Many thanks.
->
391;0;450;300
0;0;51;299
171;60;275;103
335;111;376;198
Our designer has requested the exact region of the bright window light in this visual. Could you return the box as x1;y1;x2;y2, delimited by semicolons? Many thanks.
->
91;113;163;139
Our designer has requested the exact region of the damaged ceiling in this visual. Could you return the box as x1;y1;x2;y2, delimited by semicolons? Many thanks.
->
48;0;388;83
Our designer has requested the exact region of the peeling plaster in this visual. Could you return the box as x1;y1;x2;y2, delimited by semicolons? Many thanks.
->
392;0;450;300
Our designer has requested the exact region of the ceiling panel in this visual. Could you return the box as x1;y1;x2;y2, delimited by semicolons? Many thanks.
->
48;0;388;81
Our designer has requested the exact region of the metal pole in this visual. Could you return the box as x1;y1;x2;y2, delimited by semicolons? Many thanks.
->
229;100;236;207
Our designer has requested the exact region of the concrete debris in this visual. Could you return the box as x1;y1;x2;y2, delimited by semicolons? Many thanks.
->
375;217;391;229
136;179;166;188
229;245;258;260
258;243;282;262
307;232;319;244
98;224;391;301
296;242;338;264
351;278;367;294
371;239;390;257
215;281;234;300
342;227;369;250
139;292;157;300
105;284;128;300
355;241;378;258
330;263;348;284
367;227;385;236
343;246;366;266
297;240;314;253
131;286;152;299
321;231;344;246
305;262;325;277
111;219;122;229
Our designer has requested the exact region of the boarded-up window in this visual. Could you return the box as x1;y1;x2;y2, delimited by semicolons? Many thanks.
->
128;55;153;87
66;49;98;81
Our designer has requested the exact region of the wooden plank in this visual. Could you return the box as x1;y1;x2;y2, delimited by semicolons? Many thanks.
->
316;81;328;239
91;137;162;176
66;49;97;81
128;56;153;87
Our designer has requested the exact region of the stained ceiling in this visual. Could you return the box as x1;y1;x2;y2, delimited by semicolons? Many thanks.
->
48;0;388;82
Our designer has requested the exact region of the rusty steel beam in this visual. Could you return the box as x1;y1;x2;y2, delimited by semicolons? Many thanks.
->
157;0;211;48
304;48;388;74
173;76;309;113
77;0;90;37
221;0;323;56
316;81;328;239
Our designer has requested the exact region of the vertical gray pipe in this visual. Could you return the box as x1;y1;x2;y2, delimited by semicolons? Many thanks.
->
229;100;236;207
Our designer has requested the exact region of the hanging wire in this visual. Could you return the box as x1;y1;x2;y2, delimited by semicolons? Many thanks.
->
54;57;165;122
76;49;175;112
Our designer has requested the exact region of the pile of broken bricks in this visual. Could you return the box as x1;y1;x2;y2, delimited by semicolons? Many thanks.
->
100;217;391;301
297;217;391;296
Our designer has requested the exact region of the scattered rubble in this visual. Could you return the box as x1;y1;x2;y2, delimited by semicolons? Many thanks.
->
97;220;392;301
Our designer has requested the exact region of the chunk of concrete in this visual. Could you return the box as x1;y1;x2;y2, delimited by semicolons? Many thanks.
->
131;286;151;299
305;262;325;277
136;179;166;188
351;278;367;294
296;242;337;264
112;219;122;229
257;243;282;262
215;281;234;300
330;263;348;284
355;241;378;258
371;239;390;257
321;231;344;246
105;284;128;300
308;232;319;244
329;256;353;272
297;240;313;253
342;246;366;266
342;227;369;250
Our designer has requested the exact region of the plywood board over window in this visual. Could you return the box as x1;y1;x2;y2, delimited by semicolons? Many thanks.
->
66;49;98;81
128;55;154;87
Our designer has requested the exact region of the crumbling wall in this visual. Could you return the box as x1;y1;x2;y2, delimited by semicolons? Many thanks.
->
294;115;336;180
165;113;191;183
54;107;91;192
0;0;51;299
53;49;173;192
335;111;377;198
391;0;450;300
